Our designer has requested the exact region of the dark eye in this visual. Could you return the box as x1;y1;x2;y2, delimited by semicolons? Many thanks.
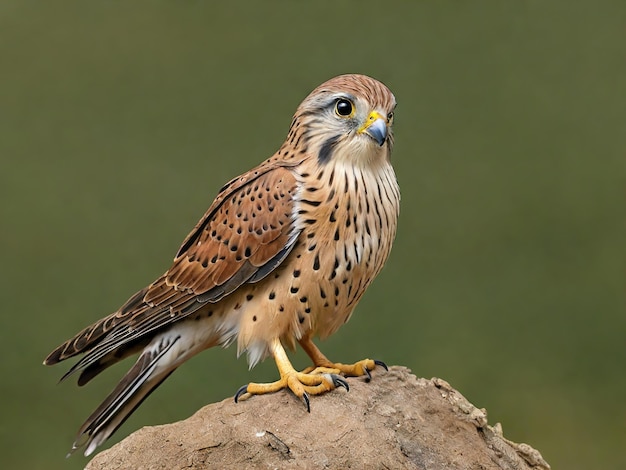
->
335;99;353;117
387;112;394;122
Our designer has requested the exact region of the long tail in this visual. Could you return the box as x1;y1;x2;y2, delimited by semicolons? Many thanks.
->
70;332;182;457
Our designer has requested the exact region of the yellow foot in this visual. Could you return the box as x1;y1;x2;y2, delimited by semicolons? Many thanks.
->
301;359;388;382
234;370;348;412
297;337;388;382
234;338;349;412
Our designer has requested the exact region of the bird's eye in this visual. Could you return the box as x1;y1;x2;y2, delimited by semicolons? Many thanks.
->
335;99;354;117
387;112;394;122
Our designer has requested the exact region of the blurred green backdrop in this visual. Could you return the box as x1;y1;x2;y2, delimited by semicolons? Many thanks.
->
1;1;623;469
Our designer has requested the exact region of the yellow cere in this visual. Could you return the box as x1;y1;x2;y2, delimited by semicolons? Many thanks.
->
357;111;386;134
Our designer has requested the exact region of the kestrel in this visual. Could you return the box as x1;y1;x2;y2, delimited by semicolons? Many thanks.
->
44;74;400;457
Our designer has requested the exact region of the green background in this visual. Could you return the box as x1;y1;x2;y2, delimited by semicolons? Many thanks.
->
1;1;623;469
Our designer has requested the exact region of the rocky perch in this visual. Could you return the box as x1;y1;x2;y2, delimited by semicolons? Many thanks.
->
86;366;550;469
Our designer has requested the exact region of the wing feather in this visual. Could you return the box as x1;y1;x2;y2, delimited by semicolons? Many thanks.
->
158;165;299;298
44;161;302;374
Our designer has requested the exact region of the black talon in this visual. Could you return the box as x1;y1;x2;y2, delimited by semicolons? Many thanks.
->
374;360;388;371
302;392;311;413
331;374;350;392
363;366;372;382
234;384;248;403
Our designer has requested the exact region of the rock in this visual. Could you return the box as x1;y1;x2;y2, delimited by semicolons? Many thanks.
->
85;366;550;469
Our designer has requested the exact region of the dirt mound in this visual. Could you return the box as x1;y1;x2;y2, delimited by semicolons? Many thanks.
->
86;366;549;469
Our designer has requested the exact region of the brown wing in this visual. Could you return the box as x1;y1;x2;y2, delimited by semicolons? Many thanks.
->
44;162;302;372
145;164;299;304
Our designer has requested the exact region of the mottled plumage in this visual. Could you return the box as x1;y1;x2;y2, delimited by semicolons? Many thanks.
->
45;74;400;457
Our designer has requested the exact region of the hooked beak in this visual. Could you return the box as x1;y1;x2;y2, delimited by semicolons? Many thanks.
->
357;111;388;146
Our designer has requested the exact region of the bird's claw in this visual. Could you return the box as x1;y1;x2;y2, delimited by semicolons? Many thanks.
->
374;359;388;371
364;359;387;382
234;384;249;403
328;373;350;392
298;374;347;412
301;392;310;412
363;366;372;382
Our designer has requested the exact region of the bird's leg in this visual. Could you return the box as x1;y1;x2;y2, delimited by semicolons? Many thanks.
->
234;337;348;411
298;336;388;381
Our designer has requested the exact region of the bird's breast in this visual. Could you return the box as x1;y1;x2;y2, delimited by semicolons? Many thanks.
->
288;159;400;339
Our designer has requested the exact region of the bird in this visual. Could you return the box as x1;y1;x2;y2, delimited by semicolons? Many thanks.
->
44;73;400;457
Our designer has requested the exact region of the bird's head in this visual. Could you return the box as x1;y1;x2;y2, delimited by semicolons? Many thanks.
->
287;74;396;167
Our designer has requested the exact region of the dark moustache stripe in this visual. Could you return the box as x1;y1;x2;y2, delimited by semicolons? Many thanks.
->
317;134;341;164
